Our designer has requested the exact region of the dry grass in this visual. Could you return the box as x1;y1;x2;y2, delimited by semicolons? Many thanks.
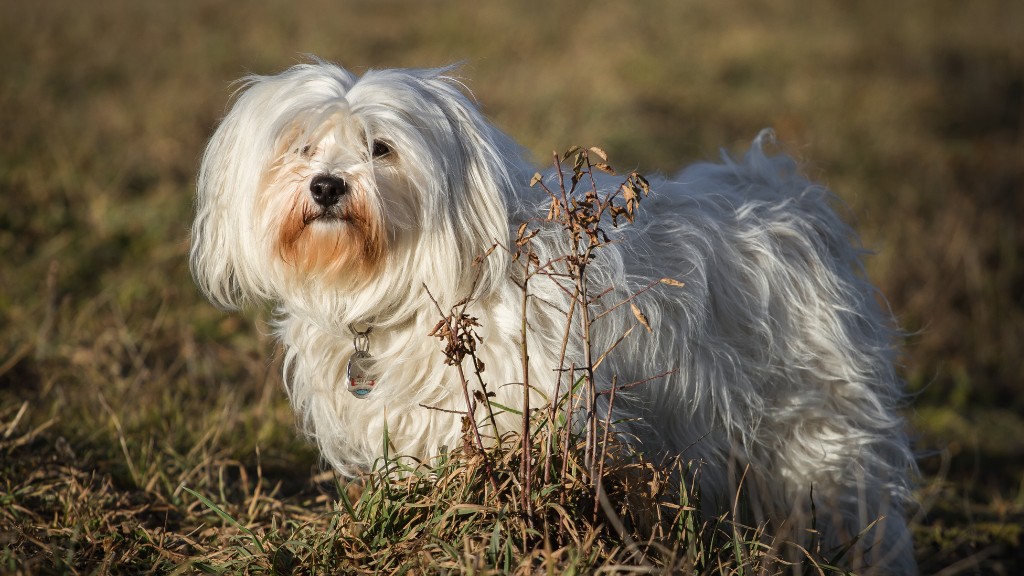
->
1;0;1022;573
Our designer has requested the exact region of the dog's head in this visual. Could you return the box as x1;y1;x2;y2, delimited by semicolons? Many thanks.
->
191;60;525;317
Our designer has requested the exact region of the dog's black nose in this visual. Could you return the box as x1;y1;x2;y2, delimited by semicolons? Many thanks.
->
309;174;348;207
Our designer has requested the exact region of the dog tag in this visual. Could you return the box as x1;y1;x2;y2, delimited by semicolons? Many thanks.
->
346;350;376;397
346;326;377;398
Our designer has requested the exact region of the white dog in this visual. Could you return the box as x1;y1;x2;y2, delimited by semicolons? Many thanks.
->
191;60;916;573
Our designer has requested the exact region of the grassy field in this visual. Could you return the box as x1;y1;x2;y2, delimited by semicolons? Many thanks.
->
2;0;1022;573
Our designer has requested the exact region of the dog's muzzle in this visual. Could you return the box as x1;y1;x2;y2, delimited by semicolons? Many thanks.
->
310;174;349;208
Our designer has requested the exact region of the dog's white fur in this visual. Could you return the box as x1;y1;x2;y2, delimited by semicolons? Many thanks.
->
191;60;916;573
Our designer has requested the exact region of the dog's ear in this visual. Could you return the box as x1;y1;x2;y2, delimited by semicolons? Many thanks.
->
423;72;531;298
190;75;283;310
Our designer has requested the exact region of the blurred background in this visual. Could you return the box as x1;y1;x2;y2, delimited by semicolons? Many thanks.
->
1;1;1021;572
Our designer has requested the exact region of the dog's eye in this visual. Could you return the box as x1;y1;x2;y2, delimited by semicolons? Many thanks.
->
371;141;392;159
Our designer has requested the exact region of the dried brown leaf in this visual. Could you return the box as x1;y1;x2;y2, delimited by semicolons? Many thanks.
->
428;319;448;337
547;199;562;220
633;173;650;194
631;302;652;332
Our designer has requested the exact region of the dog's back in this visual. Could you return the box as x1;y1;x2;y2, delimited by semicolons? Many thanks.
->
547;132;916;572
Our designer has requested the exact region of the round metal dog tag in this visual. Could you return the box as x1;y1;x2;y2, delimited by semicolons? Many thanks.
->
346;350;376;397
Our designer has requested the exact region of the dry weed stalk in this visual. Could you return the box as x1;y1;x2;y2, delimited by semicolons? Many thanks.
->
426;290;502;495
527;146;650;484
427;147;660;552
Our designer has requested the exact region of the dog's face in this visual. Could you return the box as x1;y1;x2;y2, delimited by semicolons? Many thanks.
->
191;62;523;315
268;111;407;282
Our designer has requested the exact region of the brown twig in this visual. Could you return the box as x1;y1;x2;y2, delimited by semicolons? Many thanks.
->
424;286;500;495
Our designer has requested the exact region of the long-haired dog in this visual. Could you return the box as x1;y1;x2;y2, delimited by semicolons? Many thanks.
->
191;60;916;573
